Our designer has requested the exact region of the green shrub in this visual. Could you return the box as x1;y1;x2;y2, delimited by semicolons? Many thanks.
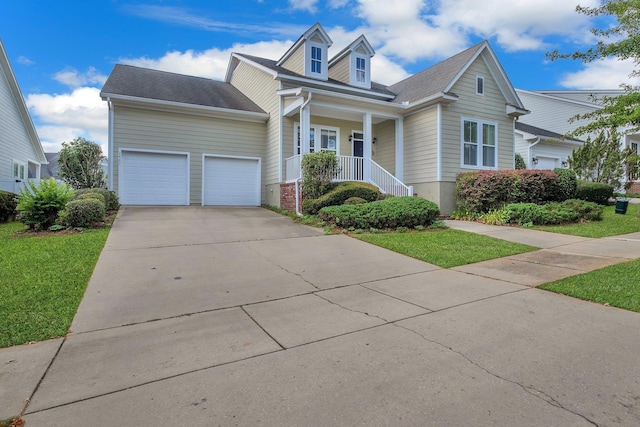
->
575;181;614;205
515;153;526;169
301;151;339;199
16;178;74;230
560;199;603;221
64;198;106;228
503;199;602;226
503;203;549;225
77;191;106;205
318;196;440;229
344;197;367;205
303;181;379;214
74;188;120;211
0;190;18;223
553;168;577;201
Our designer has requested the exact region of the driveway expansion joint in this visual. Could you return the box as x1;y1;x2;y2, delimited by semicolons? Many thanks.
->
394;323;600;427
313;292;390;323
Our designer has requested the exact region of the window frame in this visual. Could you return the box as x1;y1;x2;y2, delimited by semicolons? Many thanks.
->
12;160;26;180
295;123;340;156
461;117;498;170
476;75;485;96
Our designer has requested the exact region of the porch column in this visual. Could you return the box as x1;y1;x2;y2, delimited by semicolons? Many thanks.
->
300;104;311;155
363;113;372;182
395;117;404;181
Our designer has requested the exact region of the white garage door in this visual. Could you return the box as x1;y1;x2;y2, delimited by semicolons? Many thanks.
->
120;150;189;205
203;156;260;206
536;156;559;170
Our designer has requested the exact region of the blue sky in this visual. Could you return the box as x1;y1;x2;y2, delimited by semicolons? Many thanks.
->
1;0;637;153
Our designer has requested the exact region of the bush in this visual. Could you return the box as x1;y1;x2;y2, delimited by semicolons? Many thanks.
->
318;196;440;229
77;191;106;205
560;199;603;221
456;169;566;214
16;178;74;230
515;153;526;169
502;199;603;226
301;151;339;199
0;190;18;223
553;168;577;201
74;188;120;211
303;181;379;214
575;181;614;205
64;198;106;228
344;197;367;205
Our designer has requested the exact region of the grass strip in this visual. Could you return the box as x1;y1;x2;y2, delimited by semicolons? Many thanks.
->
0;222;110;348
354;229;537;268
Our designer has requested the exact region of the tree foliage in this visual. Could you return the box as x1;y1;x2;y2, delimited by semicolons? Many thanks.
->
568;129;627;187
58;137;106;189
547;0;640;137
515;153;527;169
301;151;339;199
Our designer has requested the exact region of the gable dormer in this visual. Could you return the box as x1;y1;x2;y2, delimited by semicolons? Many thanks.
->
328;35;374;89
276;23;332;81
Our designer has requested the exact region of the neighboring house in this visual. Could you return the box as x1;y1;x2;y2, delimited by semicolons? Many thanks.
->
515;89;640;190
101;23;528;213
0;39;47;193
41;152;60;179
515;122;582;170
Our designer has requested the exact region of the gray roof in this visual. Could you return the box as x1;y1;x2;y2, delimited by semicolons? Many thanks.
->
515;121;582;142
388;41;485;104
101;64;265;113
236;53;396;97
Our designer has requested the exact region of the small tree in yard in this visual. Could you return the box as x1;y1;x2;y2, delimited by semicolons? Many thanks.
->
58;137;106;189
515;153;527;170
568;129;627;188
301;151;339;199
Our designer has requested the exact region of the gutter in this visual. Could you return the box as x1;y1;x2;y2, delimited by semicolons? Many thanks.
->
295;92;313;217
107;97;114;190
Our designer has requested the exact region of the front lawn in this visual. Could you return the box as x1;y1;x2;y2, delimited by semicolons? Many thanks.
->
539;258;640;312
534;204;640;237
354;229;537;268
0;222;110;348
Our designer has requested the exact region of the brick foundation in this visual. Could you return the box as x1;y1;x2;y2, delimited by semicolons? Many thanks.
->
627;181;640;195
280;182;302;212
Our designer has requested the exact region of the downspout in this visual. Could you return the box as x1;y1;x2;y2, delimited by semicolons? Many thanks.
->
107;97;114;190
295;92;313;216
529;137;541;169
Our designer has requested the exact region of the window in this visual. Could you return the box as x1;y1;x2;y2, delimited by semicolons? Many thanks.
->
476;76;484;95
632;142;639;154
295;124;338;155
356;57;366;83
462;118;497;168
311;46;322;74
12;160;26;180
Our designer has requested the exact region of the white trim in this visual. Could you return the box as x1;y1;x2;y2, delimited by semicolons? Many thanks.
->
306;40;329;80
278;82;284;183
12;159;26;180
294;122;340;155
351;130;363;157
395;117;404;181
118;148;190;205
107;98;114;190
26;159;41;180
460;117;499;170
351;53;370;89
436;104;442;181
201;154;261;206
278;76;396;100
229;54;278;81
310;100;402;120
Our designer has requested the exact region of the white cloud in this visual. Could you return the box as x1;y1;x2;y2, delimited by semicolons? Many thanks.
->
370;55;410;85
289;0;318;13
558;58;640;90
17;56;34;66
120;40;293;80
329;0;349;8
26;87;108;153
54;67;108;88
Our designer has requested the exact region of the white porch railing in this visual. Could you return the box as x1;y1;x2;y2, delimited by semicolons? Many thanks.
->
0;179;37;194
285;155;413;197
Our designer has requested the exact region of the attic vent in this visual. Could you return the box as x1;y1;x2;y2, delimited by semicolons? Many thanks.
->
476;76;484;96
310;34;323;43
355;45;367;54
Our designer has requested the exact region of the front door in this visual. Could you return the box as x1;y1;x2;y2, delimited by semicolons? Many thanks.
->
352;132;364;180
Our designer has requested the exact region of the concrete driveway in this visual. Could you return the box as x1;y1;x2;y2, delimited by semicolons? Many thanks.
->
8;207;640;425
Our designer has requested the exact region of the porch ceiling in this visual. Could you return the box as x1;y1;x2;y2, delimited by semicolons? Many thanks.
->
309;105;389;124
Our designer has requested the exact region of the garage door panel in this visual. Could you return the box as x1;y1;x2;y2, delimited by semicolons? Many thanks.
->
120;151;189;205
204;157;260;206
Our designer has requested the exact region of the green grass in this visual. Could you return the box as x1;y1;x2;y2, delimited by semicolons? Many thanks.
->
533;204;640;237
354;229;537;268
0;222;110;348
540;258;640;312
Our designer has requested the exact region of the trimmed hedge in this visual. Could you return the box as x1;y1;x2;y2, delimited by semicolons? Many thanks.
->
318;196;440;229
74;188;120;211
456;169;577;214
344;197;368;205
0;190;18;223
502;199;603;226
64;198;106;227
77;191;106;205
553;168;577;201
575;181;614;205
303;181;379;214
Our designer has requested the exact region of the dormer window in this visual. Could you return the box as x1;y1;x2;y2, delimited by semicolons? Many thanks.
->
356;57;366;83
311;45;323;74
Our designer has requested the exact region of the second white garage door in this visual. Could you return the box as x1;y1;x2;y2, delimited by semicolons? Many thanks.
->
203;155;260;206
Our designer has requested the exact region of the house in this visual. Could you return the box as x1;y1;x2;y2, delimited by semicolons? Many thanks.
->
515;122;582;170
515;89;640;190
41;152;60;179
0;39;47;193
100;23;528;213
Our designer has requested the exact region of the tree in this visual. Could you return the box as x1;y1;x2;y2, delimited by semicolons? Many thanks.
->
58;137;106;189
515;153;527;169
547;0;640;137
301;151;339;199
568;129;626;187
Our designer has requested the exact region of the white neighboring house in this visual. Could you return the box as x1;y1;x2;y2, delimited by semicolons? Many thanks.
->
0;39;47;194
515;121;582;170
515;89;640;191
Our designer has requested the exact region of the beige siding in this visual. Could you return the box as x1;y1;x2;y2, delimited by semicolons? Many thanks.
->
280;47;305;75
441;58;515;181
230;61;280;185
329;56;350;85
373;120;396;175
0;64;40;186
112;106;265;205
403;108;438;183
